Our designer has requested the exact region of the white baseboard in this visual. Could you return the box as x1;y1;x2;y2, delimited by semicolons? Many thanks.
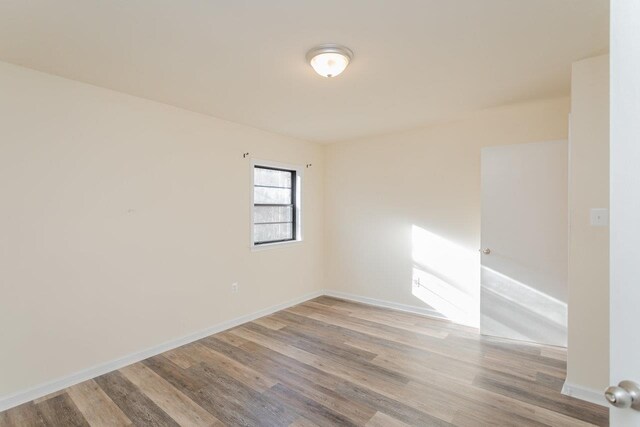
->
323;289;448;321
3;288;588;414
562;381;607;407
0;290;324;413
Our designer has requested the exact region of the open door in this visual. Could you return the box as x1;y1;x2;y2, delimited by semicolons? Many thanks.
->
606;1;640;424
480;141;568;347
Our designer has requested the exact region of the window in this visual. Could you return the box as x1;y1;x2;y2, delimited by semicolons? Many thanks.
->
252;164;300;246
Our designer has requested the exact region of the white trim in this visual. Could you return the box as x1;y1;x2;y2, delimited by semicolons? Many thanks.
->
5;288;592;413
561;381;607;407
0;290;323;413
250;158;304;250
323;289;448;321
250;239;304;251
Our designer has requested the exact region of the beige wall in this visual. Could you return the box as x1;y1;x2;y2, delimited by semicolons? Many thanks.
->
324;98;570;326
0;61;324;398
566;54;609;392
0;55;608;405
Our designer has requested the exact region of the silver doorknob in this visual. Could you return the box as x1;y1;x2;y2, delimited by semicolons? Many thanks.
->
605;380;640;410
480;248;491;255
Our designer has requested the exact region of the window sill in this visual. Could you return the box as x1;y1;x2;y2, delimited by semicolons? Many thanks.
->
251;239;303;251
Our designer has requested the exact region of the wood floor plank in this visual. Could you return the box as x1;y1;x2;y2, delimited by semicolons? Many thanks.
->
268;371;377;425
205;337;354;404
143;354;209;393
283;307;492;368
242;322;409;387
289;416;322;427
473;373;608;425
276;324;379;362
451;410;547;427
188;342;279;392
191;384;264;426
35;393;89;427
0;297;608;426
327;297;476;334
334;380;454;426
305;300;449;339
264;383;360;427
541;346;568;361
190;364;298;426
94;371;179;427
229;326;417;407
365;411;411;427
66;379;132;427
0;402;47;427
162;347;196;369
207;336;447;425
32;390;66;405
253;315;288;331
142;355;261;426
407;378;600;427
120;363;223;426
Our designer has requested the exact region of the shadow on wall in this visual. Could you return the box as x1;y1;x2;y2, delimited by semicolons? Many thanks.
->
410;224;567;346
480;266;567;346
411;225;479;327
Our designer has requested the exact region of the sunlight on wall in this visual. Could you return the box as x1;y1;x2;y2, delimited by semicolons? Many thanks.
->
481;266;567;346
411;225;479;327
410;225;565;337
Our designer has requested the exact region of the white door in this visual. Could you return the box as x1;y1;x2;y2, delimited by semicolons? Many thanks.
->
480;141;568;347
607;1;640;424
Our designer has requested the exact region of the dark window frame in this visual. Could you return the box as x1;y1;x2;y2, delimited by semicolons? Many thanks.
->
253;165;297;245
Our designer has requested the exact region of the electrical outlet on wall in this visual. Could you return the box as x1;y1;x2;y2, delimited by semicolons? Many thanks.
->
231;282;239;293
590;208;609;227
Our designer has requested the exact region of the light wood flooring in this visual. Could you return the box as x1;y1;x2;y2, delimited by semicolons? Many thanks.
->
0;296;608;426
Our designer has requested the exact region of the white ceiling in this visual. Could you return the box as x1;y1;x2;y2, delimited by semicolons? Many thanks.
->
0;0;608;143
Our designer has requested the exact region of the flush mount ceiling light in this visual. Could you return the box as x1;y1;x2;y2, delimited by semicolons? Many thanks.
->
306;44;353;78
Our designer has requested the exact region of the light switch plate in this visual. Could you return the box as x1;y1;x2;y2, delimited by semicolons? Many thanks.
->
590;208;609;227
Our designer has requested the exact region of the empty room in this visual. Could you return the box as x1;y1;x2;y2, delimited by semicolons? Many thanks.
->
1;1;639;426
